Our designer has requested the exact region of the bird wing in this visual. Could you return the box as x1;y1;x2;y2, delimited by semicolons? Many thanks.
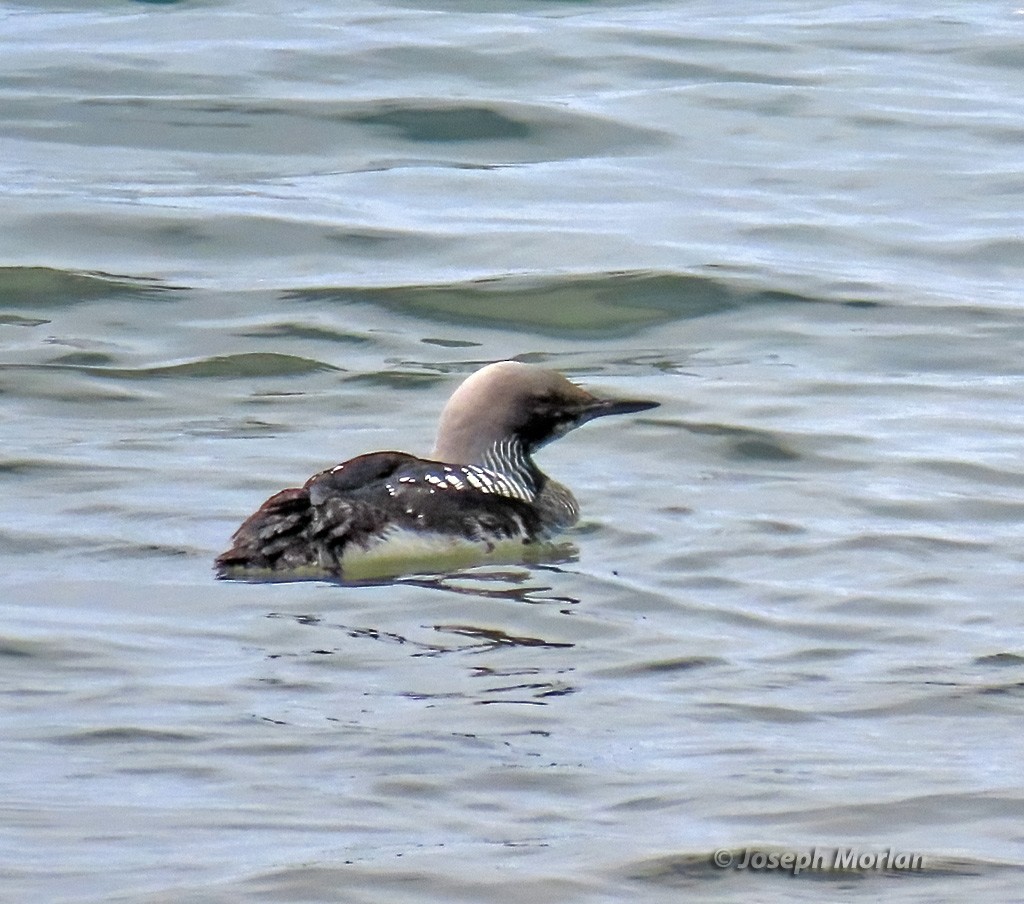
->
215;452;415;574
304;451;418;502
216;453;547;578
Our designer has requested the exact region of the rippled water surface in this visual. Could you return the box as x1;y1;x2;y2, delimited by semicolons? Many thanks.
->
3;0;1024;901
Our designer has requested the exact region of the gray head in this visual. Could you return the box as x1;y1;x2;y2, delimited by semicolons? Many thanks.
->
431;361;659;465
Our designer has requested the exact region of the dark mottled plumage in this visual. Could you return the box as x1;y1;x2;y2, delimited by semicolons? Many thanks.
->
215;361;658;580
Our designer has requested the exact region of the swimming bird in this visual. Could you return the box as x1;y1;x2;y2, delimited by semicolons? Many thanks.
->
215;360;658;581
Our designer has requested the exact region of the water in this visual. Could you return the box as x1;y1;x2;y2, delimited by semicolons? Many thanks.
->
3;0;1024;900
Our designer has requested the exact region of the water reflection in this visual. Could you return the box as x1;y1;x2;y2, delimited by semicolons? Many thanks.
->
395;564;580;608
263;567;581;705
223;554;581;600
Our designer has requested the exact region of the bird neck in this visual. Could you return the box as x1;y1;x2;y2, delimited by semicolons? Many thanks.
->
479;435;544;498
483;437;578;529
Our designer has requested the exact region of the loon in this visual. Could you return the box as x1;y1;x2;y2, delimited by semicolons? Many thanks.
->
215;361;658;581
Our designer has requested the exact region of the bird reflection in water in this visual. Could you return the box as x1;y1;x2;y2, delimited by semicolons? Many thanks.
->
264;565;580;705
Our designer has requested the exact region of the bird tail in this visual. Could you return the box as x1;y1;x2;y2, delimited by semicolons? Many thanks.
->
214;487;317;576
